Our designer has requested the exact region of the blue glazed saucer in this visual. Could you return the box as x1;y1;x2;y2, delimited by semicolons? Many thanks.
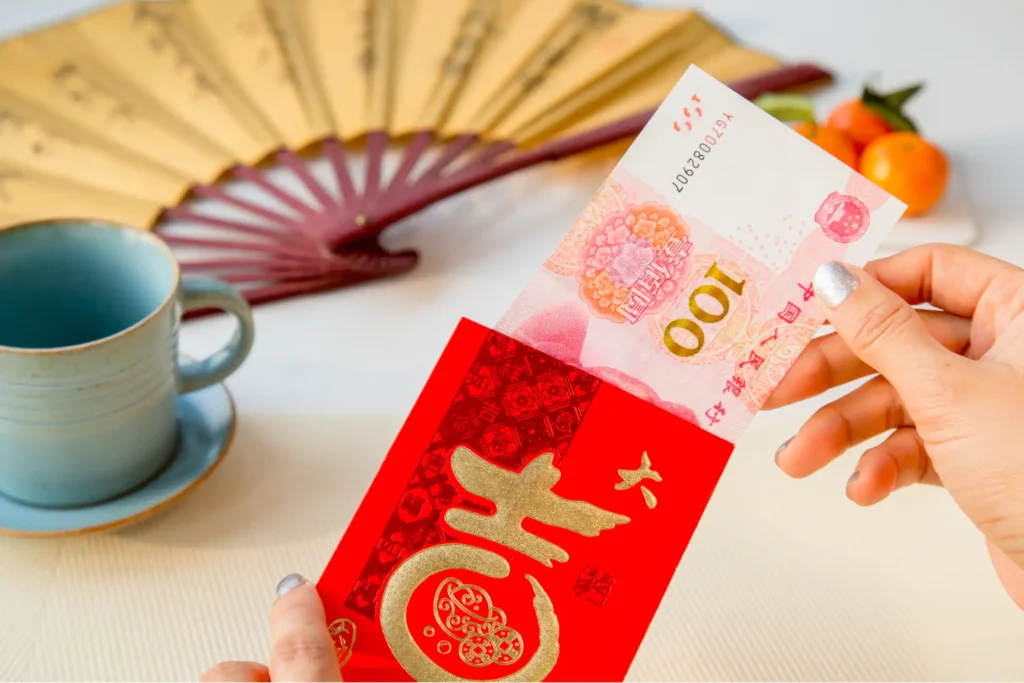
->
0;382;235;538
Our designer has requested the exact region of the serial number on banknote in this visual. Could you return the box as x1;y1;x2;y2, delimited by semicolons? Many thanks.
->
671;112;734;193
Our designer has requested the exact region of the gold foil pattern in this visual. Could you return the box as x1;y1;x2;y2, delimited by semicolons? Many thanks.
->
445;447;631;567
615;451;661;509
431;577;524;668
327;617;357;668
379;543;559;682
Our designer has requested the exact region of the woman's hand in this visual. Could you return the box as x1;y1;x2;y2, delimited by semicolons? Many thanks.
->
765;244;1024;609
201;574;342;682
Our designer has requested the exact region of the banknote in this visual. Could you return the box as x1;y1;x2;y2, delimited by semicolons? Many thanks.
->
496;65;906;444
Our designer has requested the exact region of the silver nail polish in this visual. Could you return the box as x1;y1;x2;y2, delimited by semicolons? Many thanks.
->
813;261;860;309
276;573;305;597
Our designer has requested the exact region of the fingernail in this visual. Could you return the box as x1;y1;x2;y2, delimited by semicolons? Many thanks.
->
775;437;793;466
276;573;305;597
814;261;860;309
847;470;860;488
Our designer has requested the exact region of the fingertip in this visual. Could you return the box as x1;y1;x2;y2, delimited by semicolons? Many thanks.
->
845;468;888;506
773;435;819;479
814;261;862;310
845;469;876;506
272;576;327;619
846;449;898;506
276;573;306;598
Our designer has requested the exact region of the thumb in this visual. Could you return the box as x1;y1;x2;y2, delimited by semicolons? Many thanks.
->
813;261;961;401
270;574;342;682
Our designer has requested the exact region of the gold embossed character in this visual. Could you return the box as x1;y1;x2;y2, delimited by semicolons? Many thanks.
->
445;447;631;567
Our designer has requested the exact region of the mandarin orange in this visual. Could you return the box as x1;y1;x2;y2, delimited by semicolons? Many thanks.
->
859;132;948;216
826;98;893;153
792;122;858;168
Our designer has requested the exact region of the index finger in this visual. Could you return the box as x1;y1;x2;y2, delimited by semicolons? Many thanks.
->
270;574;342;682
865;243;1024;318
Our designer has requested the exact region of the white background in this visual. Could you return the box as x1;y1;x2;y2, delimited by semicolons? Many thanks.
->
1;1;1024;680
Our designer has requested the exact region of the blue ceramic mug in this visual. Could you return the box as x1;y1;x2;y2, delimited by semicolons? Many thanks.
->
0;219;254;508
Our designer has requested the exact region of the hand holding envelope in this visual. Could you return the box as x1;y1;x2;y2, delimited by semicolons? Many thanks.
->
314;66;907;681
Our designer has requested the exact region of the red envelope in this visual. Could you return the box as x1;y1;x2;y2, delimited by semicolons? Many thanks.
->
318;318;734;681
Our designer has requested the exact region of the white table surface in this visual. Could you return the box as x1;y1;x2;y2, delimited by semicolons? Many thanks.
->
2;1;1024;680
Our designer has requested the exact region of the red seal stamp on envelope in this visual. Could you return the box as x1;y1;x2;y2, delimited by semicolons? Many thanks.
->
814;191;870;243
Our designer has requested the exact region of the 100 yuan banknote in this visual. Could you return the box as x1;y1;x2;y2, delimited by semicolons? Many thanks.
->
497;65;907;444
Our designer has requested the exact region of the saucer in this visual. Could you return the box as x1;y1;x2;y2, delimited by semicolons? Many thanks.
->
0;382;235;538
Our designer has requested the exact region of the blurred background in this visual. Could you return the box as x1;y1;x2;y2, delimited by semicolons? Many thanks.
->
2;0;1021;227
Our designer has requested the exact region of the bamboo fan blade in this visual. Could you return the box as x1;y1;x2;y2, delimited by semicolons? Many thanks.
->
0;0;833;313
0;164;164;227
182;0;322;152
0;91;190;207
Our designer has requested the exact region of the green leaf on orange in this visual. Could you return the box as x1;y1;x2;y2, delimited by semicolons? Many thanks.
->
881;83;924;109
862;86;919;133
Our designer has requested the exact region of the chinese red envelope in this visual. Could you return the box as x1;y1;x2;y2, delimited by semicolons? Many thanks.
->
318;318;734;682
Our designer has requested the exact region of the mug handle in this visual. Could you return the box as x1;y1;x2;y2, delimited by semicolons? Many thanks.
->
178;276;255;394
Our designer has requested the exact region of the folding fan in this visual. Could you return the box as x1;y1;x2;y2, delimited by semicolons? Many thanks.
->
0;0;831;312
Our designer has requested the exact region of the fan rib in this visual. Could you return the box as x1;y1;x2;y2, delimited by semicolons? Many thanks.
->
322;139;360;205
188;184;307;231
447;141;515;180
161;234;323;261
408;134;478;189
230;165;322;221
361;131;389;207
274;149;339;216
160;208;319;248
179;257;315;272
382;131;434;198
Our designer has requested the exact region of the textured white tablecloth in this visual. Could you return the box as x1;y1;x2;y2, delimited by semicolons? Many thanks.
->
2;0;1024;680
2;413;1023;681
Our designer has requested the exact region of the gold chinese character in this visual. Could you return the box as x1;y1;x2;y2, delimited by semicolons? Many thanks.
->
615;451;662;509
327;618;356;668
380;543;558;681
445;447;631;567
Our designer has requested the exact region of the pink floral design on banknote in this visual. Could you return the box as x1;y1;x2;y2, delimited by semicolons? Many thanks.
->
509;303;588;363
576;202;693;324
543;179;629;276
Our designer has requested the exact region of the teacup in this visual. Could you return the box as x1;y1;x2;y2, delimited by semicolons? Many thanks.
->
0;219;254;508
